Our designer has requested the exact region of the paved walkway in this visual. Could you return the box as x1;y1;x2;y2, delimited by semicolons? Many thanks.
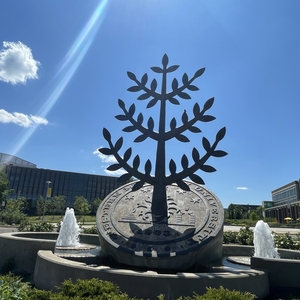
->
224;225;300;235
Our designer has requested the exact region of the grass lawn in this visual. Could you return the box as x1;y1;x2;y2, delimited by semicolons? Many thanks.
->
27;214;96;224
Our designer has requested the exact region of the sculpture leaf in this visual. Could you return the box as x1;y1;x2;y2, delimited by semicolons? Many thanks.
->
162;54;169;68
182;73;188;85
115;137;123;151
138;93;151;100
147;117;154;131
193;103;200;116
98;147;112;155
123;126;136;132
147;98;158;108
151;66;163;73
132;180;145;191
118;173;132;183
170;118;177;130
176;180;190;191
181;154;189;169
103;128;111;142
212;150;228;157
188;126;201;133
123;148;132;162
115;114;128;121
172;78;178;90
175;134;190;142
127;71;137;81
133;155;140;169
169;159;177;174
150;79;157;91
141;73;148;85
189;173;205;185
216;127;226;141
144;159;152;175
187;84;199;91
202;137;211;152
201;165;216;172
178;91;191;99
128;86;142;92
118;99;126;109
201;115;216;122
107;164;122;171
203;97;214;111
194;67;205;78
128;104;136;116
192;147;200;162
167;65;179;72
134;134;148;143
168;97;180;105
182;111;188;124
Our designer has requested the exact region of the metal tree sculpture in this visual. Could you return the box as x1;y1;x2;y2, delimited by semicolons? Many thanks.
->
99;54;227;223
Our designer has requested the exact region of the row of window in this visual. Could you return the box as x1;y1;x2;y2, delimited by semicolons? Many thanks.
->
272;186;297;202
5;165;126;207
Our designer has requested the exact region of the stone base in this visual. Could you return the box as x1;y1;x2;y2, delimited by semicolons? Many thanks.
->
97;180;224;270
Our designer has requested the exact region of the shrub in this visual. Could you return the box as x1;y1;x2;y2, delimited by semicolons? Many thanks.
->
0;273;30;300
57;278;132;299
18;221;54;232
82;225;98;234
236;226;253;245
183;286;255;300
223;231;237;244
274;232;300;250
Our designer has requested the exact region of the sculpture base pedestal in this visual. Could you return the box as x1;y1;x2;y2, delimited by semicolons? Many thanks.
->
97;180;224;270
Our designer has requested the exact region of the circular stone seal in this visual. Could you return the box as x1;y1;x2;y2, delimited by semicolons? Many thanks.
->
96;180;224;270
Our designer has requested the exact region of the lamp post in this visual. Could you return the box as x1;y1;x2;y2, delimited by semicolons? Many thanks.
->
42;181;51;222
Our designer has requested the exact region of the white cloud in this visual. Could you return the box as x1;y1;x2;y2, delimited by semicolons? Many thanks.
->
0;41;40;84
93;149;126;176
236;187;248;190
0;109;48;127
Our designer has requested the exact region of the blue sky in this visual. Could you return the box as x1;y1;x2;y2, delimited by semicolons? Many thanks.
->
1;0;300;208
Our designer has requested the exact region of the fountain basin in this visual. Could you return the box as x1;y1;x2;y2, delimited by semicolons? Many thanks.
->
251;256;300;288
2;231;300;299
33;250;269;300
0;232;99;273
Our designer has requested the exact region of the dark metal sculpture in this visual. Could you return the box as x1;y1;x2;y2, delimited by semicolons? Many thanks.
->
99;54;227;223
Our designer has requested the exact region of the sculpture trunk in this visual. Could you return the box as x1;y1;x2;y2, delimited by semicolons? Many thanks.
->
152;68;168;223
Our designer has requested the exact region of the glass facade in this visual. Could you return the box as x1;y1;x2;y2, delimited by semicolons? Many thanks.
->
264;180;300;223
272;182;299;206
0;153;36;168
4;164;126;208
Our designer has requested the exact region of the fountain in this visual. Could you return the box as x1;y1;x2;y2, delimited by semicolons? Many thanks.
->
56;208;81;247
33;56;271;299
253;220;279;258
5;56;298;299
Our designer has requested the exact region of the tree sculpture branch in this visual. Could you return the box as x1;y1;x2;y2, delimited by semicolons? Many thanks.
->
99;54;227;223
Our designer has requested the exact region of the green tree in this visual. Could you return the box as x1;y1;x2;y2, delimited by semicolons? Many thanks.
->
73;196;91;224
53;195;66;218
92;197;102;214
0;169;10;206
1;197;27;225
36;196;44;219
256;206;263;219
249;211;258;221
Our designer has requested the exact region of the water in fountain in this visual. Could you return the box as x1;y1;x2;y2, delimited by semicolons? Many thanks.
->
253;220;280;258
56;207;81;247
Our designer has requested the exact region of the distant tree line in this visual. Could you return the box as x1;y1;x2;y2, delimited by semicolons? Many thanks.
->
226;204;263;220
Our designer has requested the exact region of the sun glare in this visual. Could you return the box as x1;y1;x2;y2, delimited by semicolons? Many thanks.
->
10;0;109;157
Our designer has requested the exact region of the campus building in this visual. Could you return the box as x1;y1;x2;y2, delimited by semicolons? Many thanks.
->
0;152;126;210
263;180;300;223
